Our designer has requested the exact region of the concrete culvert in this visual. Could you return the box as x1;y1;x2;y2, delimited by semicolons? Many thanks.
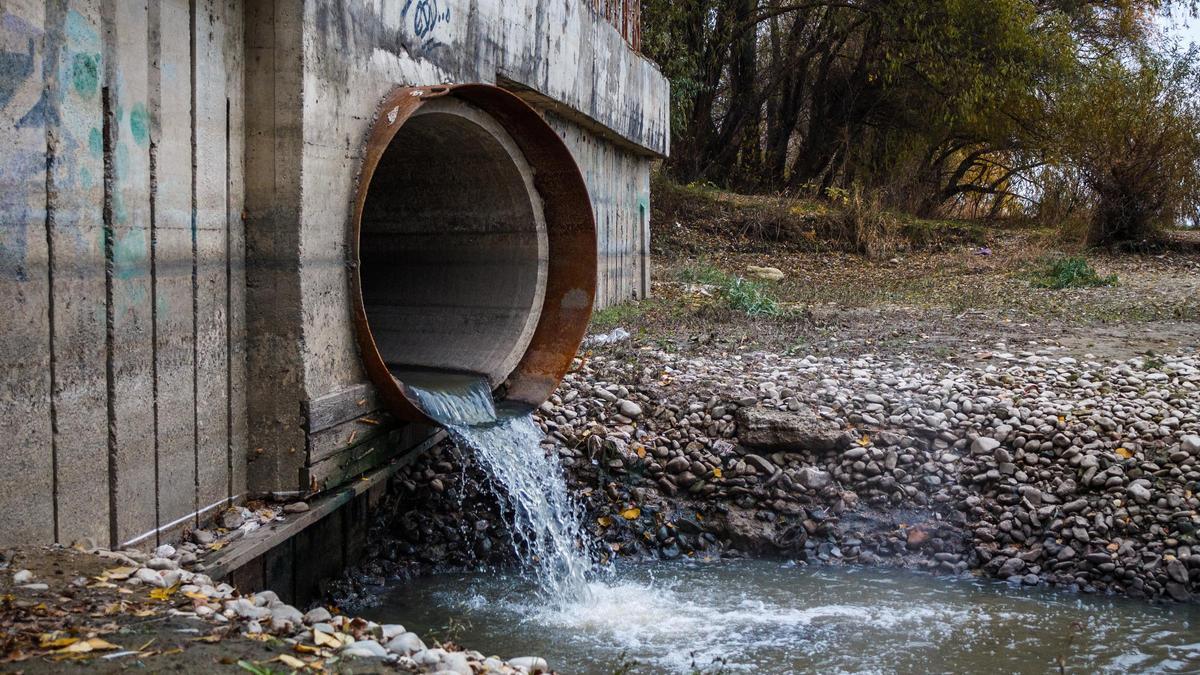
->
350;85;597;423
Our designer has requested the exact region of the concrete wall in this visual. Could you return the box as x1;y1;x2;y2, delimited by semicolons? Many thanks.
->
0;0;246;547
246;0;668;495
2;0;668;539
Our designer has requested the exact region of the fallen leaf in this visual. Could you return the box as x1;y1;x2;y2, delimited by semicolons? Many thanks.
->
192;634;223;644
40;636;79;649
621;507;641;520
294;644;322;655
312;630;341;649
858;435;870;446
596;516;613;527
635;445;646;458
1116;447;1134;459
102;567;137;581
149;584;179;601
277;654;307;669
712;467;723;478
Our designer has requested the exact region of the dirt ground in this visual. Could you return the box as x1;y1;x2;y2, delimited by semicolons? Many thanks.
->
597;217;1200;364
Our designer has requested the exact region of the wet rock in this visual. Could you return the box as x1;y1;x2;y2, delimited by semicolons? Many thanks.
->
12;570;33;584
283;501;310;514
742;454;777;475
971;437;1001;455
795;467;831;490
220;508;246;530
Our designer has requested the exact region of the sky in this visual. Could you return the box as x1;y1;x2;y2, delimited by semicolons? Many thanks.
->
1161;12;1200;49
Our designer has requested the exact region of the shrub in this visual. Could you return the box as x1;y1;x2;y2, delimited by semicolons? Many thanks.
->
1030;256;1118;289
681;265;783;316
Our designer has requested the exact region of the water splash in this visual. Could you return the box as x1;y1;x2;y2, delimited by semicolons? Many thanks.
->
397;368;596;601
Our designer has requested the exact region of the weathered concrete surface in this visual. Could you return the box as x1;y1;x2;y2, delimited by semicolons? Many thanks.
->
246;0;668;493
0;0;247;547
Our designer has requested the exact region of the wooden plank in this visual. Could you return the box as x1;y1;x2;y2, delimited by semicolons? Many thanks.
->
224;0;247;504
0;0;54;545
192;0;230;520
44;0;109;545
204;432;443;581
303;382;382;434
307;411;397;465
105;0;157;546
303;425;442;494
148;0;197;542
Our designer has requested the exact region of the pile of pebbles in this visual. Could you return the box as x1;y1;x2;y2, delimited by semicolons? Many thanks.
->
355;343;1200;603
22;540;548;674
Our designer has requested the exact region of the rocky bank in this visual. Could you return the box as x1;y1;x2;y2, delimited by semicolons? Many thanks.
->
342;342;1200;604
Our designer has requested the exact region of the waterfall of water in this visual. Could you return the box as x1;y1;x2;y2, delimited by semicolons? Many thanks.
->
396;369;596;601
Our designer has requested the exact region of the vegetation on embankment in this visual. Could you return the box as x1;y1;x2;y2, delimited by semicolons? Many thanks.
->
641;1;1200;247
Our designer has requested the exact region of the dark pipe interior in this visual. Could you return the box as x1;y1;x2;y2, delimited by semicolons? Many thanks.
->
358;102;548;387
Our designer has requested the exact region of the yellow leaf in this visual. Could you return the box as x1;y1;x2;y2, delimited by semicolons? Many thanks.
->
596;516;613;527
277;654;307;669
184;591;209;601
59;641;94;654
620;507;641;520
1116;447;1133;459
312;630;341;649
712;468;723;479
40;636;79;649
858;435;870;447
149;584;179;601
85;639;120;651
635;445;646;459
102;566;137;581
208;542;225;551
294;644;322;654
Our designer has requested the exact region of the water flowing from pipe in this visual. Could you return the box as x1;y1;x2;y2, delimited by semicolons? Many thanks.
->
395;368;596;601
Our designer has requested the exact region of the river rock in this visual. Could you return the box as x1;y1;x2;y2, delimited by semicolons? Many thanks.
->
509;656;551;672
385;632;426;655
303;607;332;624
971;437;1001;455
342;639;388;659
617;400;643;418
736;406;840;452
1182;435;1200;455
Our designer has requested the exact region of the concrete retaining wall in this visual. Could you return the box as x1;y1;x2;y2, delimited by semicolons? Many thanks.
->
0;0;246;548
2;0;668;543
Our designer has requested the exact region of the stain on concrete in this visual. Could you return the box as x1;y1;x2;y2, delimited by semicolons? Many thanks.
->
71;52;99;97
129;102;148;145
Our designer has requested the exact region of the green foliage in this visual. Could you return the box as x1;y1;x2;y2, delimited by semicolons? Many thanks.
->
1030;257;1119;289
641;0;1200;240
681;265;783;316
591;302;648;330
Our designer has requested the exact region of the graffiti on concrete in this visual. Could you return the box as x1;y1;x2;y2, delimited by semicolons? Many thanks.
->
402;0;450;41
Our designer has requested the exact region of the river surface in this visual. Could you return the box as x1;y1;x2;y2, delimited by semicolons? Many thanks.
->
362;560;1200;674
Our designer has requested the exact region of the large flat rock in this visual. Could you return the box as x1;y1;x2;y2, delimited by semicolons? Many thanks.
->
736;406;842;452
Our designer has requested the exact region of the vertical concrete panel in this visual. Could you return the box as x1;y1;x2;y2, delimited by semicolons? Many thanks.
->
0;0;54;545
147;0;196;539
193;0;229;517
105;0;156;546
244;0;307;494
224;0;246;501
44;0;109;544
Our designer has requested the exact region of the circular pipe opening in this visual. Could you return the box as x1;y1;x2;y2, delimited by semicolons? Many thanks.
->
350;85;597;423
359;99;548;387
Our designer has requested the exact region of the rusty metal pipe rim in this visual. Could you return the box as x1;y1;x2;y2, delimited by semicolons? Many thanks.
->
349;84;597;424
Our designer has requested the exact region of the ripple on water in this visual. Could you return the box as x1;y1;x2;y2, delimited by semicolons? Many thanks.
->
363;561;1200;675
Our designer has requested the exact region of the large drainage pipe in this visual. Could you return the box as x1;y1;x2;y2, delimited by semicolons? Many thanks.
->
349;84;596;423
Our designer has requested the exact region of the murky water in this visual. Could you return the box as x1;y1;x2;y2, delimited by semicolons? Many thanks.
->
362;561;1200;674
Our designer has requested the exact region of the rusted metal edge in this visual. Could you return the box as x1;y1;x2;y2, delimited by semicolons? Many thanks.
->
348;84;597;424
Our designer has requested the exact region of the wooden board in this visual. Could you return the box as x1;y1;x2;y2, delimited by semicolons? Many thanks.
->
303;382;382;434
0;0;54;545
307;411;397;465
148;0;197;541
44;0;109;544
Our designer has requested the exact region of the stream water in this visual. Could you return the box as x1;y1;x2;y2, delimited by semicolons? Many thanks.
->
386;371;1200;673
364;561;1200;674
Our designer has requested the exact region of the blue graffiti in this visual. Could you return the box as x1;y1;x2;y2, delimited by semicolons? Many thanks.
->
401;0;450;40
